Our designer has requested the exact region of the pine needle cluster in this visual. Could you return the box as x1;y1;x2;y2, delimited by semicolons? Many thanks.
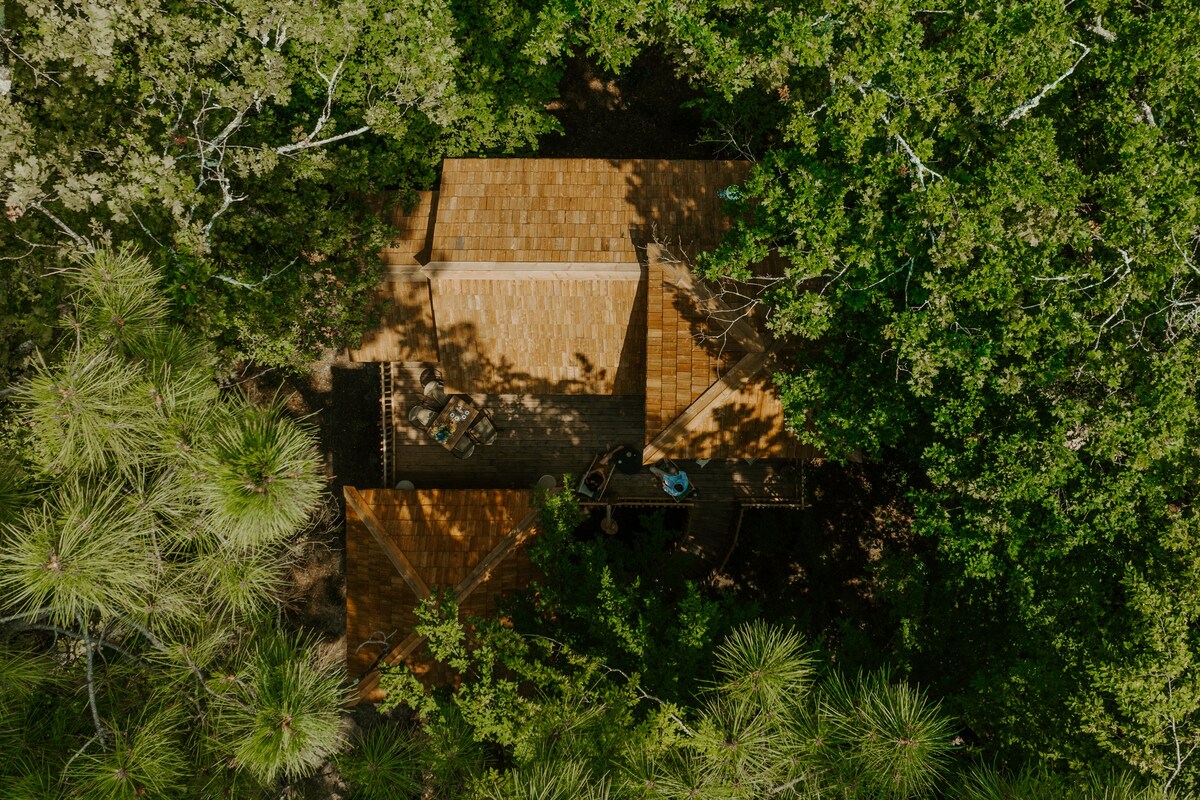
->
0;247;343;796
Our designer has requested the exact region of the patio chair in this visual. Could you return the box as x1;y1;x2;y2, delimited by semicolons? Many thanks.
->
467;414;498;446
577;452;615;499
450;436;476;460
408;404;437;430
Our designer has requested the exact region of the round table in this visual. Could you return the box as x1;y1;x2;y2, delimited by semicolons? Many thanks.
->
614;446;642;475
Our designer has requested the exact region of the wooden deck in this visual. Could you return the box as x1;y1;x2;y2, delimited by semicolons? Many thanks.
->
380;363;811;573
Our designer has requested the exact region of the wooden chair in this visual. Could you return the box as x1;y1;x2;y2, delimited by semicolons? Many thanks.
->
423;381;447;407
468;414;499;446
420;367;447;407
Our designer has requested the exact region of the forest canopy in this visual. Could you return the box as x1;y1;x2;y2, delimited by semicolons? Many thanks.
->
4;0;1200;796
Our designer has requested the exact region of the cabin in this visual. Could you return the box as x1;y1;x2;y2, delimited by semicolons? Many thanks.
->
343;159;818;699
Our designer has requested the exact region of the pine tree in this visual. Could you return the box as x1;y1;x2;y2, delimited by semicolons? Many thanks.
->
0;246;343;796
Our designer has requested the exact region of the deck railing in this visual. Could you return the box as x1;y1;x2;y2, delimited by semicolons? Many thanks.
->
380;362;395;486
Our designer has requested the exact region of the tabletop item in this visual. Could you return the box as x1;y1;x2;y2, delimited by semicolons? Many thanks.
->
427;395;482;452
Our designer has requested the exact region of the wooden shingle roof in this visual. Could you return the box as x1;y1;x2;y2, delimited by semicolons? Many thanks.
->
348;278;438;363
379;190;437;268
643;245;816;461
344;487;540;701
430;272;646;395
429;159;750;264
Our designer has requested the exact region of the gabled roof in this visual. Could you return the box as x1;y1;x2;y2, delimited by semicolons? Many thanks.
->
348;158;816;459
344;487;539;701
379;190;438;268
642;245;816;461
429;270;645;395
349;278;438;363
354;159;754;391
350;191;439;363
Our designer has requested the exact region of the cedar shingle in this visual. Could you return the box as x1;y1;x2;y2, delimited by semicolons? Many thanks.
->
429;159;748;264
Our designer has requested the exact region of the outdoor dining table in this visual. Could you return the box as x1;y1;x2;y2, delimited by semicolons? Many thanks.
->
426;395;482;452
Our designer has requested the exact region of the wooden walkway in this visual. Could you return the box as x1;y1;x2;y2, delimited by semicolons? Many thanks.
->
381;363;809;574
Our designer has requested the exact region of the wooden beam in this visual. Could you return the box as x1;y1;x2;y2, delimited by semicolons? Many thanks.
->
423;261;642;279
642;350;769;464
344;487;431;600
453;509;540;601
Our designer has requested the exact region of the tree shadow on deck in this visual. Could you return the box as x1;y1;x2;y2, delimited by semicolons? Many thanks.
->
713;462;914;671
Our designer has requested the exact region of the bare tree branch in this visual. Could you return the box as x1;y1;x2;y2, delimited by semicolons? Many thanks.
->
28;201;95;253
891;127;944;188
1086;17;1117;42
355;630;399;655
273;46;371;155
999;39;1091;127
0;608;49;624
699;119;757;162
1162;676;1200;797
14;622;143;661
275;124;370;155
80;616;108;745
848;77;943;189
1140;101;1157;127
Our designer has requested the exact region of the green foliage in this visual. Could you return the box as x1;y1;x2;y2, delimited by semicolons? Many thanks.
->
0;0;571;369
714;619;815;708
0;247;339;795
518;490;748;701
487;759;611;800
22;348;152;475
0;262;62;388
821;670;956;798
953;763;1170;800
0;480;153;625
197;406;324;549
625;0;1200;789
382;616;1022;799
215;632;347;785
71;246;169;348
0;447;29;525
336;723;423;800
66;711;187;800
380;592;643;771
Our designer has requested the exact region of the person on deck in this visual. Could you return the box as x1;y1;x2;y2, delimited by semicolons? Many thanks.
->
649;463;690;498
